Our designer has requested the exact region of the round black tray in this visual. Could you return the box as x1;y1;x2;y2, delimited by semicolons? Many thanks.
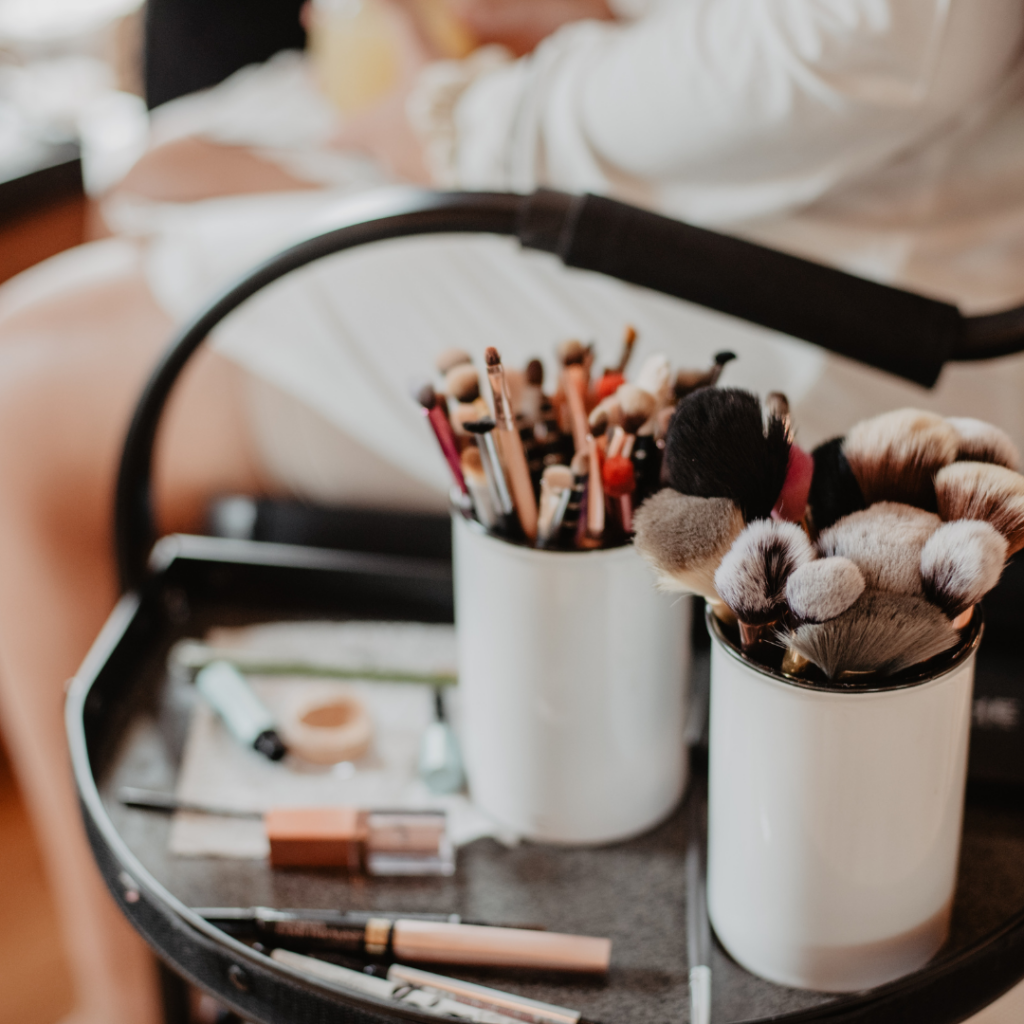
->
68;189;1024;1023
67;535;1024;1024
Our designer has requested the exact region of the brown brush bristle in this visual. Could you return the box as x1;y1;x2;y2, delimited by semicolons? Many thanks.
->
526;359;544;386
446;365;480;403
461;446;484;477
484;347;501;367
557;339;587;366
947;417;1021;471
935;461;1024;554
618;385;656;434
842;408;957;509
414;382;437;409
435;348;472;375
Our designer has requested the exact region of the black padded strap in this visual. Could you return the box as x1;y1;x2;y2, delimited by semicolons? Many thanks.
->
117;188;1024;589
519;190;962;388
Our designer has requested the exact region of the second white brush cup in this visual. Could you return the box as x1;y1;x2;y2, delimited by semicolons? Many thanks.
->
453;514;692;844
706;611;983;992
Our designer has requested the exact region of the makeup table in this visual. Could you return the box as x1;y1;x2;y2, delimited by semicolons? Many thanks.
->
70;534;1024;1024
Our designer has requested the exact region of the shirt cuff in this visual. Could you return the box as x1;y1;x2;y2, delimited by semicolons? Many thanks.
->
406;45;513;188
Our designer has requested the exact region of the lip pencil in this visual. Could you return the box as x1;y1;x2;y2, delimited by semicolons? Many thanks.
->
485;347;538;540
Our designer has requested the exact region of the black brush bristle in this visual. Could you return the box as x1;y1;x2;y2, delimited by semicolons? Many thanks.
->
808;437;866;532
664;388;791;523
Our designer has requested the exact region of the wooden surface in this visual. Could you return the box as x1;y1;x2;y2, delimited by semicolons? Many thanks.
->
0;743;74;1024
0;194;88;287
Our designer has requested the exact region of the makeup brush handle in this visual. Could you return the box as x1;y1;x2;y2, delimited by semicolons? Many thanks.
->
498;429;539;540
426;407;468;494
586;437;605;538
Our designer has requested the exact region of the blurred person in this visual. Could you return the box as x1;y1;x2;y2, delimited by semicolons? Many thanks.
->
3;1;1024;1021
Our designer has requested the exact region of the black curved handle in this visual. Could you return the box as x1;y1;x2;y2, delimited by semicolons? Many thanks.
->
115;187;1024;590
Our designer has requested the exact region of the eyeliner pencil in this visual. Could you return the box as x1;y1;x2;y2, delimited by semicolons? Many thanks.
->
687;785;712;1024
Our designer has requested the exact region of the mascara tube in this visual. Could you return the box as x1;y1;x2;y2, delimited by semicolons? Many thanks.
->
195;661;286;760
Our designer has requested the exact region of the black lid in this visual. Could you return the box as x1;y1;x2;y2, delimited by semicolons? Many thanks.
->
254;730;287;761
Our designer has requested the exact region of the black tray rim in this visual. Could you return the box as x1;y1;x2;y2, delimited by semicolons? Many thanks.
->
67;535;1024;1024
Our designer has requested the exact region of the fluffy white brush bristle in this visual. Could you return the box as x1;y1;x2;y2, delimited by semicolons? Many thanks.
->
817;502;940;595
947;417;1021;471
787;590;958;679
935;461;1024;555
786;557;865;624
714;519;814;624
920;519;1008;618
843;408;958;508
633;490;743;602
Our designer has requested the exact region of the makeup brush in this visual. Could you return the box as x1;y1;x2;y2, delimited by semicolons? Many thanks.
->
633;489;745;620
520;359;545;427
615;324;638;375
713;519;814;646
586;434;605;541
436;347;472;375
559;449;589;545
947;417;1020;470
588;394;623;438
557;339;588;367
635;353;674;409
537;464;574;545
807;437;866;533
816;502;940;596
446;364;480;404
461;447;497;529
786;557;866;625
934;461;1024;554
563;363;591;453
445;365;490;438
414;383;468;495
603;456;636;533
674;351;736;401
619;384;657;435
920;519;1007;622
664;388;791;524
787;590;959;679
842;408;958;509
463;419;514;522
485;347;538;541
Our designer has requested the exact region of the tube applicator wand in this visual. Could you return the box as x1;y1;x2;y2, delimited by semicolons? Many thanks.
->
485;347;538;540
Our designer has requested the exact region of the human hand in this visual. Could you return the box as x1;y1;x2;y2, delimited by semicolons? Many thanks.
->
443;0;614;55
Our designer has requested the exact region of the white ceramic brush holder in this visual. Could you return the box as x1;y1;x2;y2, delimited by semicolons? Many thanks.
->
452;513;692;844
706;611;983;992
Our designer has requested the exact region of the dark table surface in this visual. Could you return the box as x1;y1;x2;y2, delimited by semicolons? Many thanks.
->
92;621;1024;1024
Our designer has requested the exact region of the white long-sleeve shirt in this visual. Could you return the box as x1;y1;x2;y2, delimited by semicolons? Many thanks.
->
18;0;1024;510
447;0;1024;310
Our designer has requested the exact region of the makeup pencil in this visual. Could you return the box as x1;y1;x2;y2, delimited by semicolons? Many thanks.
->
485;347;538;540
415;383;468;495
